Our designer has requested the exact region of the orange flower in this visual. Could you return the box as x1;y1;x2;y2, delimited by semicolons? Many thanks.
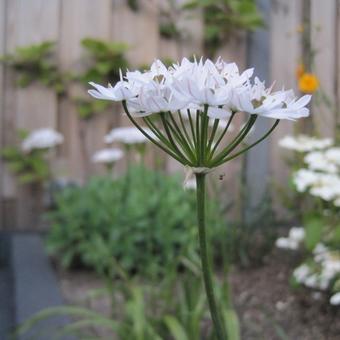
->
295;63;305;79
298;73;319;93
296;24;304;33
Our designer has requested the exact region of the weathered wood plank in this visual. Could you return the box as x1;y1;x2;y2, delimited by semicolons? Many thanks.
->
58;0;112;180
269;0;303;215
3;0;61;229
311;0;337;138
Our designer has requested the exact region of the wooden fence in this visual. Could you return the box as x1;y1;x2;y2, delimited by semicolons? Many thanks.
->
0;0;338;230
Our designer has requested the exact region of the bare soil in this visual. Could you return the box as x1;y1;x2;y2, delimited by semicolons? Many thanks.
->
58;250;340;340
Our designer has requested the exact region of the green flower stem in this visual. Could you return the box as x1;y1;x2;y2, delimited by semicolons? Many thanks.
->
177;110;195;150
160;112;191;164
166;112;197;163
187;109;197;148
208;112;235;160
196;173;226;340
206;118;220;154
122;101;186;164
214;119;280;166
210;115;257;166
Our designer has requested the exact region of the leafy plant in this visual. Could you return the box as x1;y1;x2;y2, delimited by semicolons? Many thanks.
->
183;0;263;57
127;0;139;12
0;130;50;184
73;38;129;118
46;166;224;278
0;41;67;94
78;38;129;85
15;273;240;340
159;22;181;40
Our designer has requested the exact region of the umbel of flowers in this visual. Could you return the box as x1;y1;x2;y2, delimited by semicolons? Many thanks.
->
89;57;311;339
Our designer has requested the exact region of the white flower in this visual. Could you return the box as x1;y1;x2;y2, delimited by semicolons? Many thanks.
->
279;135;333;152
330;292;340;305
309;174;340;201
289;227;305;242
89;57;311;122
293;264;311;283
92;148;123;164
325;147;340;166
22;128;64;152
334;197;340;206
293;169;320;192
304;151;338;174
275;226;305;251
313;243;328;255
88;81;136;101
263;90;311;120
105;126;156;145
275;237;299;250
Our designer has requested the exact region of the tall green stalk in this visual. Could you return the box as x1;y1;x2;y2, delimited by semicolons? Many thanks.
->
196;173;226;340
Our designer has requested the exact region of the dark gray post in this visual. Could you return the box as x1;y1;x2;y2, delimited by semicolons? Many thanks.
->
244;0;271;222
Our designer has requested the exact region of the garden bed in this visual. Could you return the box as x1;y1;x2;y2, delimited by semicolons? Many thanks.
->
57;249;340;340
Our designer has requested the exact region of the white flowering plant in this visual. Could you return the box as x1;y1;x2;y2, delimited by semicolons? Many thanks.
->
1;128;63;184
89;57;311;338
278;135;340;306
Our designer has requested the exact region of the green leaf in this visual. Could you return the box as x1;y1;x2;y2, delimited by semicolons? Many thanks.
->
164;315;189;340
304;216;323;251
223;308;240;340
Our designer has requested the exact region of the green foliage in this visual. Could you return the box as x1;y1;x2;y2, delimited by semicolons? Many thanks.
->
183;0;264;57
15;274;240;340
46;166;224;278
0;131;50;184
127;0;139;12
0;41;67;94
1;38;129;120
73;38;129;119
78;38;129;85
304;214;323;251
74;97;111;120
159;22;181;40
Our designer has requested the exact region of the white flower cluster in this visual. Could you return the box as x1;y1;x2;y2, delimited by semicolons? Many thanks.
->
89;58;311;121
275;226;305;250
279;135;333;152
293;244;340;301
21;128;64;152
293;147;340;206
105;126;156;145
92;148;123;164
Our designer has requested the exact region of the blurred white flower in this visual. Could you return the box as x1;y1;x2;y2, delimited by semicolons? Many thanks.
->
289;227;305;242
325;147;340;166
330;292;340;305
275;237;299;250
276;226;305;251
304;151;338;174
22;128;64;152
293;169;320;192
309;174;340;201
92;148;123;164
279;135;333;152
293;264;311;283
105;126;157;145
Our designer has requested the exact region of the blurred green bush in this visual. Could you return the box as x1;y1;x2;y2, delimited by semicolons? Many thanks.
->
46;166;224;278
